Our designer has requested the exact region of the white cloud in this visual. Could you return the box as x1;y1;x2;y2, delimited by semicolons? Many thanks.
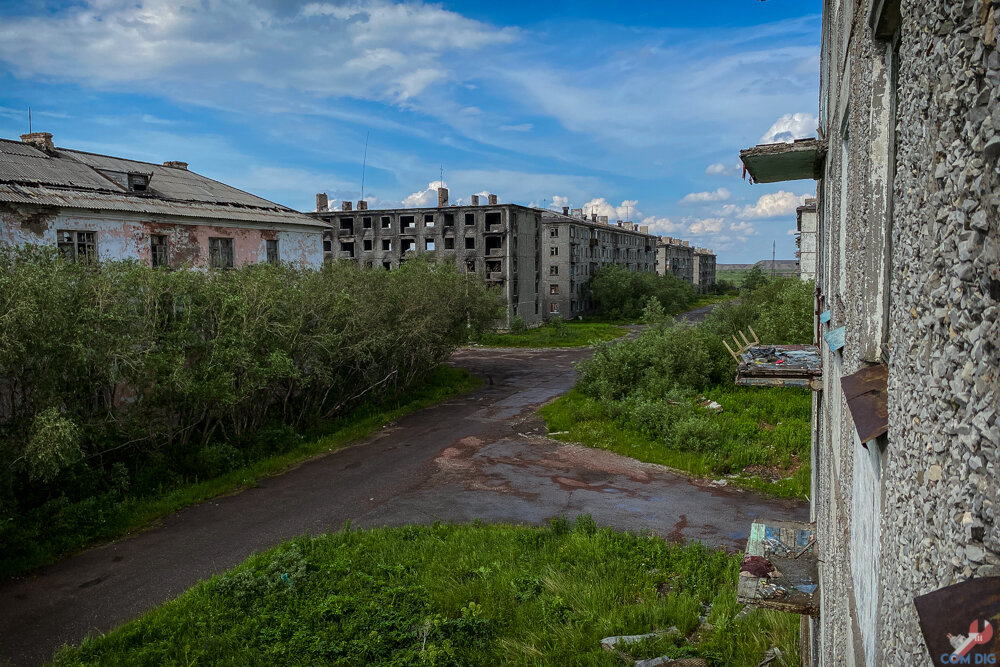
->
641;216;685;234
402;180;447;207
705;163;727;175
729;221;756;234
730;190;810;219
679;188;730;204
688;217;725;235
582;197;641;222
549;195;570;210
758;112;818;144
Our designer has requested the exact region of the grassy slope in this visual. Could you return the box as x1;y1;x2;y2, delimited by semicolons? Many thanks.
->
474;322;627;348
54;521;798;667
540;385;811;500
2;366;481;580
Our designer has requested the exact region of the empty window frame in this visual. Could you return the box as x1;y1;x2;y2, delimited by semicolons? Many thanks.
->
341;241;355;258
424;214;435;227
209;237;235;269
383;261;392;270
382;239;392;251
465;237;476;249
444;213;455;227
550;284;559;295
550;246;559;256
400;215;416;229
550;227;559;237
362;216;372;229
465;259;476;273
401;239;416;253
444;237;455;249
57;230;97;263
549;302;559;313
127;173;149;192
381;216;391;229
465;212;476;226
323;237;333;252
340;217;354;233
151;234;169;267
549;265;558;276
426;239;436;251
266;239;279;265
363;239;373;251
485;212;502;230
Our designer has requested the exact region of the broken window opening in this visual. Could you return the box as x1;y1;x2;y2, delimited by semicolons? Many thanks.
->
485;211;502;231
341;241;355;258
400;215;415;229
550;227;559;237
323;237;333;252
363;239;373;251
362;216;372;229
550;284;559;295
550;246;559;256
465;237;475;250
382;239;392;251
549;302;559;313
424;214;435;227
381;216;391;229
57;230;98;264
127;173;149;192
401;239;415;254
465;259;476;273
485;235;503;256
383;261;392;270
549;265;558;276
485;259;502;273
151;234;169;268
339;217;354;234
208;237;235;269
426;239;436;251
444;213;455;227
465;212;475;226
444;237;455;250
266;239;279;265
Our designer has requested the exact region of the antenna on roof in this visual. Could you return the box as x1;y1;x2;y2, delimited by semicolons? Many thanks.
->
28;106;31;134
360;130;370;203
439;164;443;185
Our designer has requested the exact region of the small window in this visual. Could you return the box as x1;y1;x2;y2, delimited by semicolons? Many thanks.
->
485;212;501;229
128;173;149;192
549;302;559;313
424;214;435;227
363;239;372;251
401;215;415;229
151;234;169;267
323;238;332;252
550;228;559;237
383;239;392;251
550;247;559;256
549;265;558;276
444;213;455;227
465;213;475;226
465;260;476;273
550;284;559;295
426;239;436;251
266;239;279;265
57;230;98;263
209;237;235;269
401;239;415;253
362;217;372;229
444;237;455;249
383;261;392;270
381;216;391;229
465;237;475;249
340;241;355;258
340;217;354;233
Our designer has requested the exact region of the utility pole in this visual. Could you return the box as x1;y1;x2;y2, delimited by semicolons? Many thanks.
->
772;240;776;278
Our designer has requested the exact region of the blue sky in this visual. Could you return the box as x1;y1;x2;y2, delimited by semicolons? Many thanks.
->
0;0;821;262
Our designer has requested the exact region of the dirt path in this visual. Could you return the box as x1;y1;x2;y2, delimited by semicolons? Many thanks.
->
0;337;805;666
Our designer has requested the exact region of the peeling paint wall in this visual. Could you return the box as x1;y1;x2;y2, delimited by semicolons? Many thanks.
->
0;205;324;268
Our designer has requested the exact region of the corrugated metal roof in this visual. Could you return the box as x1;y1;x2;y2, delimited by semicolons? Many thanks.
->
0;137;326;228
0;183;327;228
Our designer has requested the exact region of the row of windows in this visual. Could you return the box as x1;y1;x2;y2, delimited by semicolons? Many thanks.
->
333;211;507;233
55;230;279;269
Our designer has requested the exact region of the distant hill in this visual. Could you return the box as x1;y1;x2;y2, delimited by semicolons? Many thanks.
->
718;260;800;279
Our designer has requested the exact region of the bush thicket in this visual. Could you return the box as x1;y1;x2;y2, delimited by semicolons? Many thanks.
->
0;247;502;569
586;265;697;320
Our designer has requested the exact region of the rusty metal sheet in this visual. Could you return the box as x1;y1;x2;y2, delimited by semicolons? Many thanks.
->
841;364;888;443
913;577;1000;663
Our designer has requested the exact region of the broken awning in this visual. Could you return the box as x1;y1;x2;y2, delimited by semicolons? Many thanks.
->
737;519;819;617
735;344;822;390
739;138;827;184
841;364;889;444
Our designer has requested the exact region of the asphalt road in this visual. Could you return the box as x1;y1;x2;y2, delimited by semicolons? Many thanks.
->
0;340;806;666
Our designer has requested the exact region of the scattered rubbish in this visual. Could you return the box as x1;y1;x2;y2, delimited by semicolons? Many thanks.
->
600;632;662;650
757;646;783;666
636;659;708;667
700;399;724;412
793;537;816;559
740;555;780;579
795;584;818;594
733;604;754;621
549;431;569;436
710;479;728;487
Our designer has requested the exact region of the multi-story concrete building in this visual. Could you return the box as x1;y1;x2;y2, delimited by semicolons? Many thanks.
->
692;248;716;292
655;237;694;283
0;132;326;268
739;1;1000;665
796;198;818;281
540;207;655;317
311;190;656;325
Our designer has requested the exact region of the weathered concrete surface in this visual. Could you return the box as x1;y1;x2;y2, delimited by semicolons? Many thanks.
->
0;345;806;666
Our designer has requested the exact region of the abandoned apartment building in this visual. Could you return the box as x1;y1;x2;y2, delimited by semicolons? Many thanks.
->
655;236;717;292
310;188;656;326
0;133;326;268
736;0;1000;665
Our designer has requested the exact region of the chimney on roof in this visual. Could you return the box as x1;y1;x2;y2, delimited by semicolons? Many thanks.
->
562;206;569;216
437;187;449;207
599;215;608;224
20;132;54;154
342;201;353;211
357;200;368;210
571;208;583;218
316;193;329;212
163;161;188;170
471;194;480;206
591;213;597;222
487;193;498;205
640;225;649;234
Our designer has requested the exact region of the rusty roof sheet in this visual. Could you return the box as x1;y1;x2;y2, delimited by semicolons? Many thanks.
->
0;137;326;228
840;364;888;443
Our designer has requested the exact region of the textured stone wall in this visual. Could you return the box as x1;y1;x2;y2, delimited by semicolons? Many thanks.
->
813;0;1000;664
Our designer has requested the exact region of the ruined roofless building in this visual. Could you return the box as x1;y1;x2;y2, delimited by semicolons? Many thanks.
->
310;188;656;326
738;0;1000;664
655;236;694;283
692;247;716;293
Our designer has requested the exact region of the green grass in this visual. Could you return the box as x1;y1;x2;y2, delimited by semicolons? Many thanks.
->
473;322;627;348
53;520;799;667
540;385;811;500
0;366;481;580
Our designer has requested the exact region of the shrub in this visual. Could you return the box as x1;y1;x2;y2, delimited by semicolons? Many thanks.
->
587;265;696;320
